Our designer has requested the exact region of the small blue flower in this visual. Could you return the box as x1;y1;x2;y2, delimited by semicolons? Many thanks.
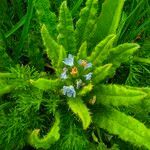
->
84;62;92;69
63;54;74;67
84;72;93;80
61;71;68;79
78;59;82;65
62;85;76;97
76;79;82;89
60;68;68;79
78;59;92;69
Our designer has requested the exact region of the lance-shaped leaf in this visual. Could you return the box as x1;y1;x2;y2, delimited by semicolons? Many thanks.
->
93;106;150;149
0;73;14;78
124;86;150;112
0;85;13;96
89;0;124;48
105;43;139;78
35;0;57;38
68;98;91;129
57;1;76;54
107;43;140;68
78;83;93;96
75;0;98;48
89;34;116;64
93;64;112;84
77;42;87;59
57;45;67;70
41;25;60;67
126;86;150;97
71;0;84;16
30;78;61;91
94;84;147;106
29;113;60;149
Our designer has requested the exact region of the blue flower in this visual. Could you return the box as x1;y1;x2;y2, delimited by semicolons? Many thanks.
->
78;59;92;69
61;71;67;79
63;54;74;67
84;72;93;80
78;59;82;65
84;62;92;69
60;68;68;79
62;85;76;97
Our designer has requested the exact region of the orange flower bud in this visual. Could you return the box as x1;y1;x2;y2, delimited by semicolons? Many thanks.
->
81;60;88;67
70;67;78;76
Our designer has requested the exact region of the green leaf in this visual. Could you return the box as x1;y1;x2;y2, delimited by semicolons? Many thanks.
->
41;25;60;67
68;98;91;129
89;0;124;48
75;0;98;48
29;113;60;149
77;42;87;59
78;83;93;96
5;15;26;38
94;84;147;106
57;45;67;70
97;142;108;150
30;78;61;91
107;43;140;67
126;86;150;96
124;86;150;112
93;64;112;84
57;1;76;54
0;84;13;96
35;0;57;38
93;106;150;149
0;33;13;68
89;34;116;65
0;73;14;78
71;0;84;16
15;0;34;60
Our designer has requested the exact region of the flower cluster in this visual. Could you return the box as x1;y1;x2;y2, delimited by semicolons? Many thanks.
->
61;54;93;98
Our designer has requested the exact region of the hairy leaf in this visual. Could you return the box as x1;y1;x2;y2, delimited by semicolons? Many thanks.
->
57;1;76;54
68;98;91;129
71;0;84;16
0;73;14;78
57;45;67;70
0;84;13;96
30;78;61;91
89;0;124;48
75;0;98;48
29;113;60;149
41;25;60;66
89;34;116;65
35;0;57;38
79;83;93;96
95;84;147;106
94;106;150;149
107;43;140;67
77;42;87;59
93;64;112;84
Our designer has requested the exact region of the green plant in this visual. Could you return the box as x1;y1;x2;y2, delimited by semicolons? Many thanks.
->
0;0;150;150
